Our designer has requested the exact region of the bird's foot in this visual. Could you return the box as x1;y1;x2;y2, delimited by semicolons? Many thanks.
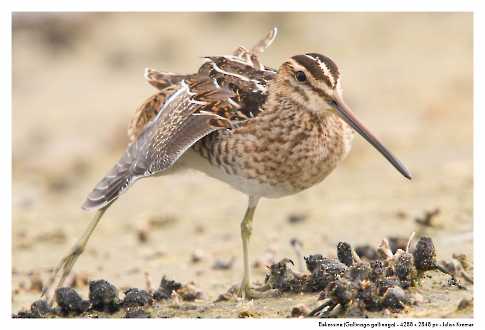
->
41;244;83;305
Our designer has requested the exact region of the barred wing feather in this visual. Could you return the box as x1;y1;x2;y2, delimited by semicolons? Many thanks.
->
82;80;234;210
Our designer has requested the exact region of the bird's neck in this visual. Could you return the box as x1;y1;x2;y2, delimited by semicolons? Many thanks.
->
262;86;354;152
264;77;321;115
263;84;324;122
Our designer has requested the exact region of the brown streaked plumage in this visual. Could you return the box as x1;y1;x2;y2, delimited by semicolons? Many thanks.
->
42;28;411;302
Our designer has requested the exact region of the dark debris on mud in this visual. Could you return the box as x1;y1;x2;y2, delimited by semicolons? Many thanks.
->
13;235;472;318
13;275;202;318
259;235;473;318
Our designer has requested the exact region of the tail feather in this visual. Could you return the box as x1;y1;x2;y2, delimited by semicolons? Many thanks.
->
82;166;132;210
82;171;131;210
81;141;143;210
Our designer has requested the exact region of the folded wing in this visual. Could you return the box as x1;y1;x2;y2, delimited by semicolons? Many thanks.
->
82;79;234;210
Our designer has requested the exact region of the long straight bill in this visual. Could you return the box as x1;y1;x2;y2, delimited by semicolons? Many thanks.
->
332;95;412;180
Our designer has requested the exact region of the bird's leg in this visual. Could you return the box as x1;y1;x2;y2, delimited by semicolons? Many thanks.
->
41;203;111;305
238;196;278;299
239;197;257;299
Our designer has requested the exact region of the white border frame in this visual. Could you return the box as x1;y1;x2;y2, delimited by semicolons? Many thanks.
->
1;1;481;329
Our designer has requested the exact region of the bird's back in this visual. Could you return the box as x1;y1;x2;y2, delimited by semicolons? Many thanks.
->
128;55;277;143
83;30;281;209
83;28;354;209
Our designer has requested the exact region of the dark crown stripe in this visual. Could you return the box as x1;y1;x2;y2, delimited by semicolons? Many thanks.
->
291;54;334;87
306;53;340;79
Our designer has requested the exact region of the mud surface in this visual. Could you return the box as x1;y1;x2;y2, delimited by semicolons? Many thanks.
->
12;13;473;317
13;237;473;318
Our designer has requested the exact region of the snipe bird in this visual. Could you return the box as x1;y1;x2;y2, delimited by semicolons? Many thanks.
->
43;28;411;300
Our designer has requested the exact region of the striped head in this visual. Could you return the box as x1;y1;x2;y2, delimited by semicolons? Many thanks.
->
274;53;342;112
273;53;413;180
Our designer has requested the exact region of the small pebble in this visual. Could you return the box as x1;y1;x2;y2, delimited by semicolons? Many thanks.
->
123;288;152;307
214;292;233;303
457;298;473;310
265;258;302;292
55;287;90;314
153;276;182;301
382;286;407;310
30;299;52;318
394;252;417;288
194;224;205;234
89;279;119;312
147;215;178;229
304;254;325;273
291;304;310;317
337;242;353;266
177;283;205;301
191;249;206;263
136;224;149;243
212;257;235;270
413;237;437;271
287;213;307;224
305;256;347;292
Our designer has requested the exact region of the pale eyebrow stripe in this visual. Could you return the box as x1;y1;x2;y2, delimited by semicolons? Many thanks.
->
304;54;335;87
291;55;334;87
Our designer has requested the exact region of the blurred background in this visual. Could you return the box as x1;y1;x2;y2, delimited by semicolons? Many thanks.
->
12;13;472;314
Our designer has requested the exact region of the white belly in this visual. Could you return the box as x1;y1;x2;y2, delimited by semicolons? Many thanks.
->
177;149;297;198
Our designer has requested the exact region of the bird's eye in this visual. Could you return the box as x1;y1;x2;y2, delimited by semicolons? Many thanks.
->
295;71;307;82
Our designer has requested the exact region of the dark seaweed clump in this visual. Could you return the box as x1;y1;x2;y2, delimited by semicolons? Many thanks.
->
55;287;90;315
89;279;120;312
13;299;54;318
264;258;306;292
153;276;182;300
123;288;153;307
13;235;471;318
261;236;469;318
13;275;202;318
413;236;437;271
337;242;353;266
